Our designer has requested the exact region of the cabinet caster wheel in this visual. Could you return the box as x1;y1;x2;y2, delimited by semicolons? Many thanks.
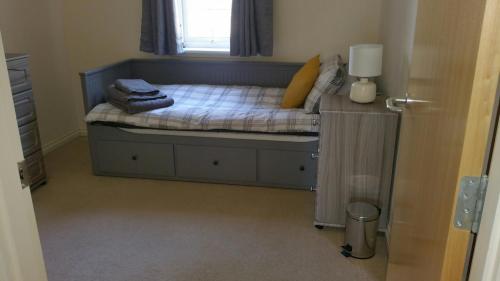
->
314;225;324;230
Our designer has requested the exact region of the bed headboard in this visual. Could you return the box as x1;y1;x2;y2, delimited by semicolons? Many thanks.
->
80;58;303;113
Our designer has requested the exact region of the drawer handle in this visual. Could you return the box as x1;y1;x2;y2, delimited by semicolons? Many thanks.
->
213;160;219;166
131;155;138;161
311;153;319;159
299;165;305;171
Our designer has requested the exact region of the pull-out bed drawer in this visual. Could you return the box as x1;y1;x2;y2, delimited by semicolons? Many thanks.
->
258;150;317;189
175;145;257;182
96;141;175;178
88;125;318;189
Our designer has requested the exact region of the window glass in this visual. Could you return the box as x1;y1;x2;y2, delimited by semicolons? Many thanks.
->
177;0;232;52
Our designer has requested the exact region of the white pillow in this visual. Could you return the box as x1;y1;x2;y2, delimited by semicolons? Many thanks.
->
304;55;346;113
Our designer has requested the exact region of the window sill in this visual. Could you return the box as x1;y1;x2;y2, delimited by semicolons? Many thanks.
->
180;48;230;57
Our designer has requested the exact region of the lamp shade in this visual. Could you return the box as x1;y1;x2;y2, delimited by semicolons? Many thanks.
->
349;44;383;77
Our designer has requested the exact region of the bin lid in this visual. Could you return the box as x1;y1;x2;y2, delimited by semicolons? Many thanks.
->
347;202;380;222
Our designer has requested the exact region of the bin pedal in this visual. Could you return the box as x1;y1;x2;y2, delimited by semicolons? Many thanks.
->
341;244;352;258
341;250;352;258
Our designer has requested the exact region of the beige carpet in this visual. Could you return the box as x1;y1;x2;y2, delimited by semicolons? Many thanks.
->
32;137;387;281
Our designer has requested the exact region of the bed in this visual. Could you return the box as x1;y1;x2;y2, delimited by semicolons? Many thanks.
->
81;58;319;190
86;84;320;133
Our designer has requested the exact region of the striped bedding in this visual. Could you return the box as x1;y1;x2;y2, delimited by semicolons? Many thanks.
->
85;84;320;133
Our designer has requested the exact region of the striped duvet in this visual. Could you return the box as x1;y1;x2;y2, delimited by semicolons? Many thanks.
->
85;84;320;133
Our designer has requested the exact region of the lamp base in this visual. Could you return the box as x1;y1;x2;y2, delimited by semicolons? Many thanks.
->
350;78;376;104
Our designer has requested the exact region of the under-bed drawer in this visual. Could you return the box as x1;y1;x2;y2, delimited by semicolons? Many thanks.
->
19;122;42;157
96;141;175;177
175;145;257;182
258;150;317;188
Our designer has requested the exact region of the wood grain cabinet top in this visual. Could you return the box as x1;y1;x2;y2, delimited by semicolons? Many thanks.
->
320;95;395;115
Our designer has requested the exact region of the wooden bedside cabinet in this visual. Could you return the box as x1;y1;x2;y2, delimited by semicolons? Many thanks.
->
314;94;398;230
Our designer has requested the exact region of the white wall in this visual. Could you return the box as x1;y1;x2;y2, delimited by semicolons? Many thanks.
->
0;0;80;152
62;0;383;131
379;0;418;97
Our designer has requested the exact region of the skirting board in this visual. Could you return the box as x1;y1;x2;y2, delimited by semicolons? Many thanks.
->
41;129;86;155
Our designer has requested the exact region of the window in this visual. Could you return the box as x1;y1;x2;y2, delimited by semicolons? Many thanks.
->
175;0;232;52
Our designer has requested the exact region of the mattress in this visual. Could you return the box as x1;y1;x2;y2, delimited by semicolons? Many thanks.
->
86;84;320;133
119;127;319;142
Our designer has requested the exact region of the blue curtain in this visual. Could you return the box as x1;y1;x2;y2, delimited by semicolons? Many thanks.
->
230;0;274;57
140;0;179;55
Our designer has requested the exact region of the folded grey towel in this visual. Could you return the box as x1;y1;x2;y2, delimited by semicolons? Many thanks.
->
107;85;167;102
115;79;159;95
109;97;175;114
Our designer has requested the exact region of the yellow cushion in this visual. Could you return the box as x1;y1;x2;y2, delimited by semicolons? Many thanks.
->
281;55;320;108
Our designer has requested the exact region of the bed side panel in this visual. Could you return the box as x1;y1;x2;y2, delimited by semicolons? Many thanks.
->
80;60;133;113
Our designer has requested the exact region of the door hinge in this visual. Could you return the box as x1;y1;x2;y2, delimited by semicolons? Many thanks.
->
17;160;32;189
454;176;488;234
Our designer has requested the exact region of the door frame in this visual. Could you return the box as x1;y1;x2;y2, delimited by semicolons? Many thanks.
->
468;77;500;281
438;0;500;278
0;32;48;281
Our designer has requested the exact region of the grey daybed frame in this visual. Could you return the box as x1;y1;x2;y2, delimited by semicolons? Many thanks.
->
81;58;319;190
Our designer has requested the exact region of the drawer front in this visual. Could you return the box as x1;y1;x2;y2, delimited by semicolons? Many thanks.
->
25;151;46;186
135;143;175;176
7;58;31;94
96;141;175;177
258;150;317;187
19;122;42;157
13;90;37;126
175;145;257;182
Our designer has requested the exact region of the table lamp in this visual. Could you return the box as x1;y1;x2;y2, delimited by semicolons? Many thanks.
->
348;44;383;103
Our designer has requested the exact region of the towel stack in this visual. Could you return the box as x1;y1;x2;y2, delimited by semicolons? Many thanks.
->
106;79;174;114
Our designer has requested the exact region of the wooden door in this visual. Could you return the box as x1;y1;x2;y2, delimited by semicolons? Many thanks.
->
386;0;500;280
0;33;48;281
